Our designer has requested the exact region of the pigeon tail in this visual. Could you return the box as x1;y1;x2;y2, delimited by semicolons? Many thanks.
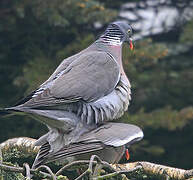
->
0;108;11;116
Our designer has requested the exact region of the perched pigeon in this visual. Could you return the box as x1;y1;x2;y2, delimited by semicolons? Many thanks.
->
1;21;141;167
32;122;143;169
5;20;133;131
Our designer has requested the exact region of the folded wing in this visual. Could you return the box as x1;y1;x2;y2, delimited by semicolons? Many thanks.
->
16;51;120;108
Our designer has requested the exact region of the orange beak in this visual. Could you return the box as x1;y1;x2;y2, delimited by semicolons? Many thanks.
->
126;149;130;160
129;40;134;50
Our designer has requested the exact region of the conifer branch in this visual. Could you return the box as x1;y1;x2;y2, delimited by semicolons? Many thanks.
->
0;137;192;180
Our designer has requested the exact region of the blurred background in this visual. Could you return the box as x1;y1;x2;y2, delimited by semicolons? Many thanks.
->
0;0;193;169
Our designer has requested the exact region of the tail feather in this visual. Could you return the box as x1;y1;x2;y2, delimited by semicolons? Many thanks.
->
32;142;51;169
0;108;16;117
1;107;30;118
1;106;77;130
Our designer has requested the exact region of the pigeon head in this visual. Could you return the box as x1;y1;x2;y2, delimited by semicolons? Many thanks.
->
101;20;133;49
111;21;133;41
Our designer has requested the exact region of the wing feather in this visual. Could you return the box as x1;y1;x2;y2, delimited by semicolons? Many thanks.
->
78;123;144;147
19;51;119;108
32;141;104;168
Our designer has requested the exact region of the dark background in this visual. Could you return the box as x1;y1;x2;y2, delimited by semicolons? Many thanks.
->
0;0;193;169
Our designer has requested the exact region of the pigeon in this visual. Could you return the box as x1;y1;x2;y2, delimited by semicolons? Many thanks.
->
4;20;134;131
32;122;143;169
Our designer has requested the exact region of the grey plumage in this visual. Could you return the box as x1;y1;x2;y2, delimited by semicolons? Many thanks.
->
20;51;120;106
6;21;133;127
32;122;143;169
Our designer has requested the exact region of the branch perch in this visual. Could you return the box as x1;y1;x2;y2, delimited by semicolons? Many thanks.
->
0;137;192;180
112;162;193;179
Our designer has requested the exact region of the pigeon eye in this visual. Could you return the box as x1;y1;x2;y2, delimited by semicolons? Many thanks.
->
127;29;131;33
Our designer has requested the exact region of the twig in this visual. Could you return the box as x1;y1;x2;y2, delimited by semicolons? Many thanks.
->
74;155;109;180
0;147;2;164
36;165;57;180
56;160;92;175
23;163;31;179
56;159;115;176
0;163;25;174
93;164;103;177
74;155;123;180
74;169;91;180
94;166;142;180
74;155;101;180
0;163;51;178
0;147;3;178
88;155;103;179
88;155;102;173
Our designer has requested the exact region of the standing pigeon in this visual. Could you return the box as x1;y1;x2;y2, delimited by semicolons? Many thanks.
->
1;21;138;166
32;122;143;169
5;20;134;131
